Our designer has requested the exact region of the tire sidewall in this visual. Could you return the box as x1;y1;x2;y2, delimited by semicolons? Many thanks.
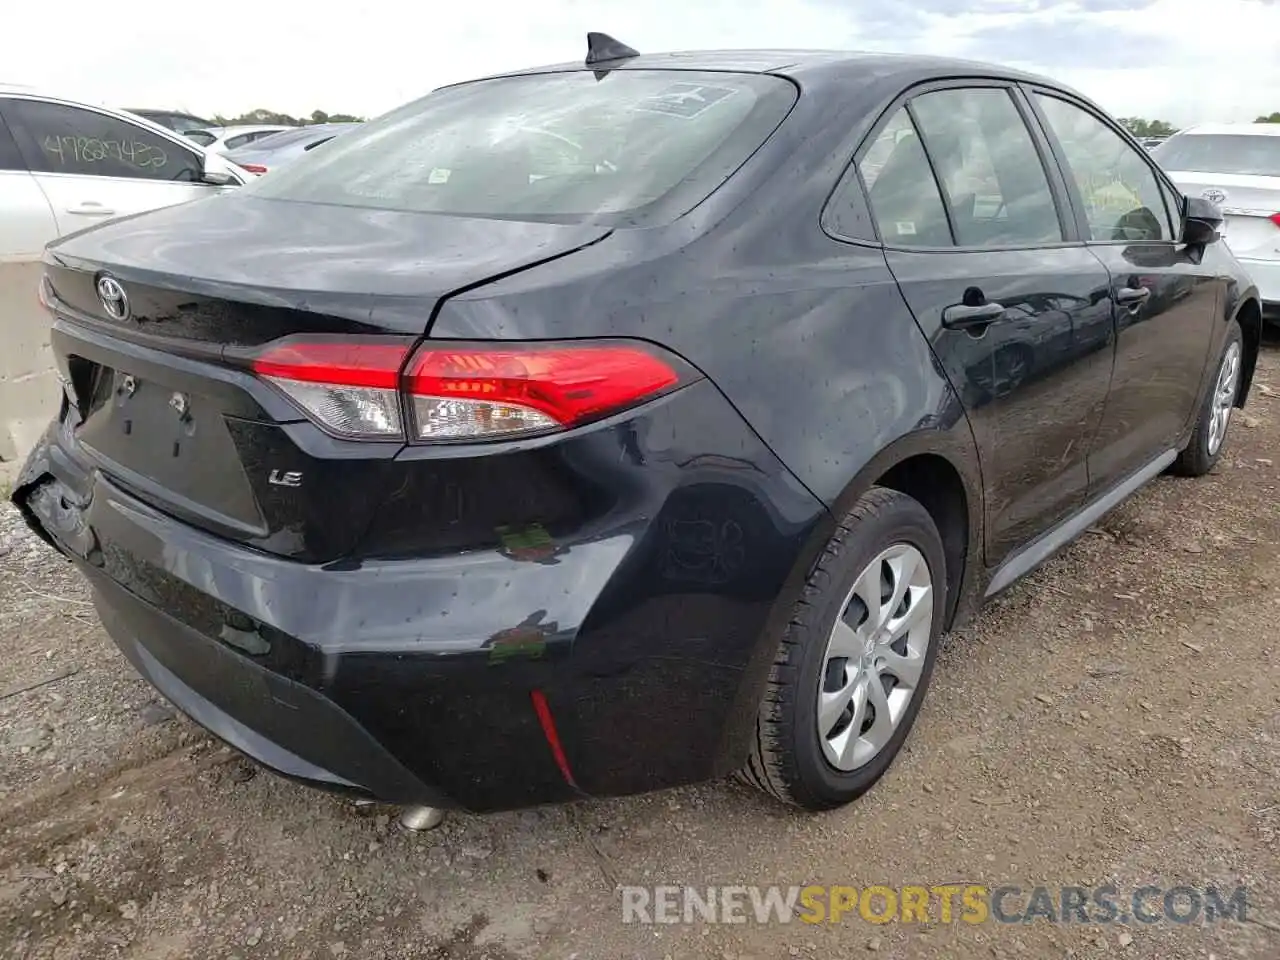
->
1196;321;1244;465
787;494;947;806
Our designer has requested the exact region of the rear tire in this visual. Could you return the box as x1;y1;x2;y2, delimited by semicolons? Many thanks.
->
740;487;947;811
1172;320;1243;478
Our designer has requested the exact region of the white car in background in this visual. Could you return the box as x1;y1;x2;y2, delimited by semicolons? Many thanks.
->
1153;123;1280;324
0;85;248;474
183;124;294;154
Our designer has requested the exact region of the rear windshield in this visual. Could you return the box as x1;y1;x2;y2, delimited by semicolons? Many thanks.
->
1153;134;1280;177
245;70;796;223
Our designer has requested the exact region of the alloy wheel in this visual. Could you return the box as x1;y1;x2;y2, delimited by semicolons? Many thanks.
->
1207;340;1242;457
817;543;934;772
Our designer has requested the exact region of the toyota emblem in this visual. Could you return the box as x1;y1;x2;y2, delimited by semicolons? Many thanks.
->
96;275;129;321
1202;188;1227;205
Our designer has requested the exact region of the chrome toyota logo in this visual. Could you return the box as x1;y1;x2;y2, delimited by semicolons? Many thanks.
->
1202;188;1227;204
96;276;129;321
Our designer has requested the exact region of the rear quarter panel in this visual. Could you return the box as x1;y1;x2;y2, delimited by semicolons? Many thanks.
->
429;70;985;623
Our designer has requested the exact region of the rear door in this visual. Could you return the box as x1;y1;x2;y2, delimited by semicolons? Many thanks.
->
0;103;61;466
865;82;1114;564
2;97;217;236
0;103;58;257
1027;90;1222;490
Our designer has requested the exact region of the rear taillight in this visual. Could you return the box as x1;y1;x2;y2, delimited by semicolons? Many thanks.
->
404;343;682;441
252;337;413;440
239;163;269;175
250;337;687;443
1270;213;1280;229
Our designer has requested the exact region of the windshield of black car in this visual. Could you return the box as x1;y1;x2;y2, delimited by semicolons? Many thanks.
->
1153;134;1280;177
245;70;796;223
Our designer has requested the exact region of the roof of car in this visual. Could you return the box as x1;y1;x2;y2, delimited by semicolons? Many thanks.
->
1177;122;1280;137
458;48;1063;91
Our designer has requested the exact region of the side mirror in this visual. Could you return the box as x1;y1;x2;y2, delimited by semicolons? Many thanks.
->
1181;195;1222;246
199;153;243;187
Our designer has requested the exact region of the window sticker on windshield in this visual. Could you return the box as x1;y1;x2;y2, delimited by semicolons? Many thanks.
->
632;83;739;119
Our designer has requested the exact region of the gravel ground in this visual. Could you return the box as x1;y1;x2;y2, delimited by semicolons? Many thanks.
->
2;345;1279;960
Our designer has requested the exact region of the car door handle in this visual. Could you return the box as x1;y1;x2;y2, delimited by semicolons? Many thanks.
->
1115;286;1151;305
66;203;116;217
942;301;1006;330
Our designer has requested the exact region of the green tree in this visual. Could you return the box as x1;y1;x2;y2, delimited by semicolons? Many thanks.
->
1118;117;1179;138
1256;112;1280;123
209;108;366;127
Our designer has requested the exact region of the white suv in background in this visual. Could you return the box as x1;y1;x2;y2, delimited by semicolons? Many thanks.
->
0;86;248;478
1153;124;1280;324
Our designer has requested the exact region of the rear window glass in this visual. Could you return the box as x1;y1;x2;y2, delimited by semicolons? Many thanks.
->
246;71;795;223
1153;135;1280;177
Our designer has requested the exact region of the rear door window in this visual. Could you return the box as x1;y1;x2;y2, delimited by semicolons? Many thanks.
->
247;71;797;224
909;87;1063;247
5;99;202;182
0;108;25;171
857;106;953;247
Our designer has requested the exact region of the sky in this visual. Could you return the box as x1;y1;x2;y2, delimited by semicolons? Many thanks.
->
5;0;1279;127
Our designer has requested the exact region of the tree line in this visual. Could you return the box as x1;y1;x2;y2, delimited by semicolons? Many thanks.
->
1118;113;1280;137
1117;118;1178;138
209;109;365;127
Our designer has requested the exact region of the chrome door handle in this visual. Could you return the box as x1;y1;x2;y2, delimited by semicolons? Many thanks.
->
942;301;1006;330
1115;286;1151;305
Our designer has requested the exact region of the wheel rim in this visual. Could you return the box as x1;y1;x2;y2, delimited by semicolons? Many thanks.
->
1207;341;1241;457
817;543;934;772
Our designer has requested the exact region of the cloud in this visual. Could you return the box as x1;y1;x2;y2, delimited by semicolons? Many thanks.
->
957;17;1171;69
4;0;1279;126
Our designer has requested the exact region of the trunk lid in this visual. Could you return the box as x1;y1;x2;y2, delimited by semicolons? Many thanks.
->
1166;171;1280;260
43;196;610;562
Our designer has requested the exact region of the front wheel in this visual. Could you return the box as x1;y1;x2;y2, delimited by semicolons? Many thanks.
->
740;487;947;811
1172;320;1243;477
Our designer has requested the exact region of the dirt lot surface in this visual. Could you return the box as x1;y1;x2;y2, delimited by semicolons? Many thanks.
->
2;346;1279;960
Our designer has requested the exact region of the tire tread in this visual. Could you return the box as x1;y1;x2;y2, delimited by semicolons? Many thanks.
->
743;486;918;808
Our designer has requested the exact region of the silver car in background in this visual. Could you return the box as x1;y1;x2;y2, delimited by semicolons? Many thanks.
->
1153;124;1280;323
224;122;359;175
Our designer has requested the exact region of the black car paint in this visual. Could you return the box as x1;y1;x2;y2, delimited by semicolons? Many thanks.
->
14;51;1261;812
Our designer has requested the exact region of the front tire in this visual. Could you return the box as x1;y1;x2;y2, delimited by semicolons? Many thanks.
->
1172;319;1243;477
740;487;947;811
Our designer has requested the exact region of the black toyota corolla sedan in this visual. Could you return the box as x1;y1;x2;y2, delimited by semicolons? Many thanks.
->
13;36;1262;814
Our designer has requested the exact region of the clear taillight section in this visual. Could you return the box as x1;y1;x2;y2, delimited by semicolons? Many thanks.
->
249;336;685;443
251;338;412;440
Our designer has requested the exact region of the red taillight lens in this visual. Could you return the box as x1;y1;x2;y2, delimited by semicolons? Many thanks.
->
250;337;687;443
404;343;682;441
240;163;269;175
251;337;412;440
1270;213;1280;228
